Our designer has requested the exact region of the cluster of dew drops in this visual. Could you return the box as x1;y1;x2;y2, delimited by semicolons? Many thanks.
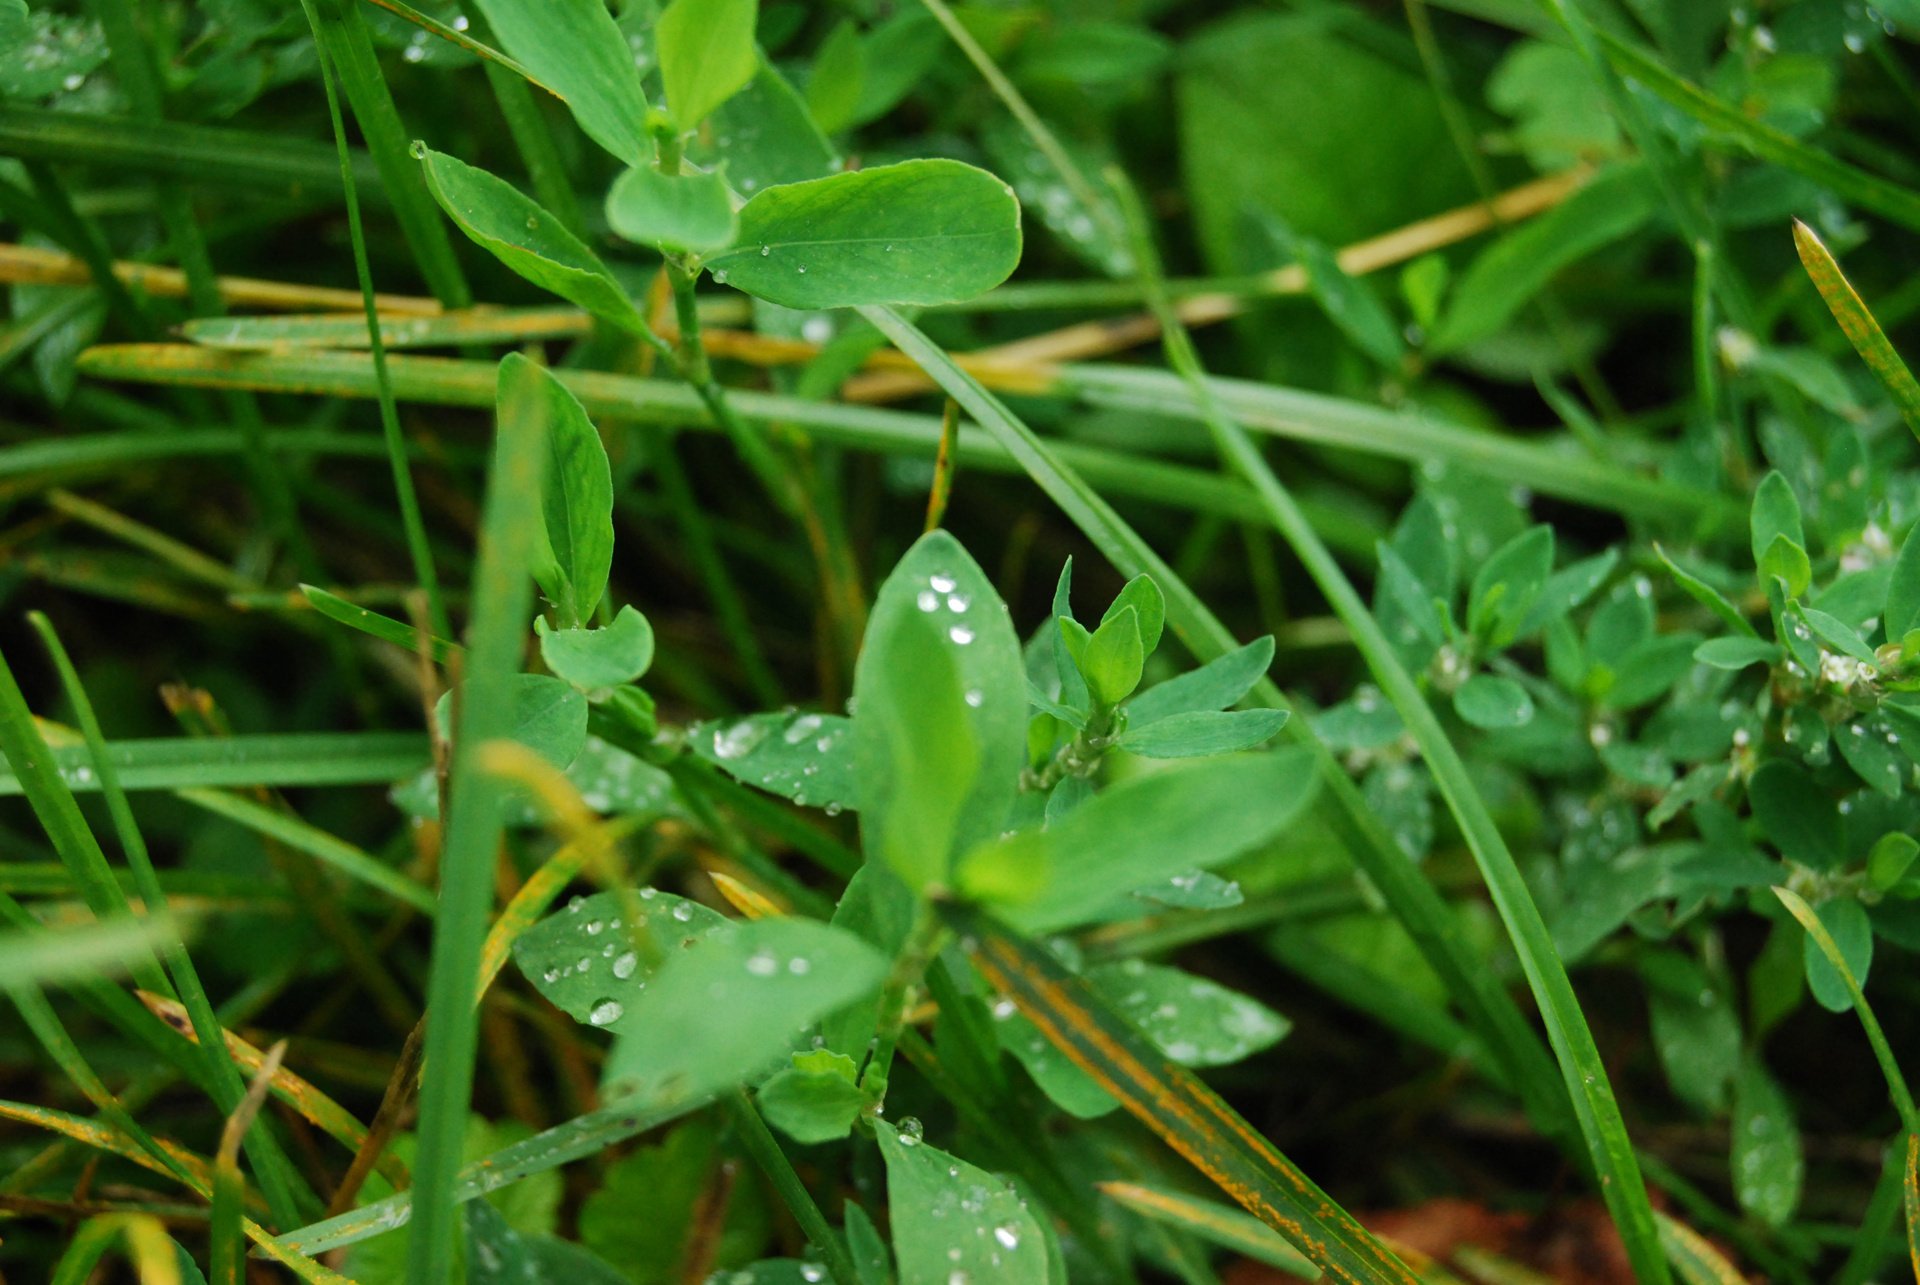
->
891;1118;1030;1283
915;569;990;708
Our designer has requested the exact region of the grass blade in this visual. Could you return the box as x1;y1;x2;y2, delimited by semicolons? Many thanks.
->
0;732;429;795
174;788;436;915
404;355;549;1284
1906;1133;1918;1284
1104;177;1669;1284
1655;1210;1748;1285
952;905;1417;1284
1098;1182;1316;1277
1791;219;1920;442
211;1043;286;1285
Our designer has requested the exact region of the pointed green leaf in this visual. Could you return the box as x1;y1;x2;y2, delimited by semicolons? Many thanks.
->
875;1121;1052;1285
1801;897;1874;1014
1452;674;1535;730
1081;604;1144;708
1693;637;1778;670
1101;574;1166;657
508;359;613;625
1125;637;1274;725
656;0;757;130
418;148;646;334
692;710;858;814
469;0;650;164
1118;708;1288;758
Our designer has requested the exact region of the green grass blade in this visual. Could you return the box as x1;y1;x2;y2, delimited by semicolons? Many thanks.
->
405;355;548;1284
30;612;310;1229
0;732;429;795
1906;1133;1919;1284
276;1093;709;1256
0;919;166;989
855;302;1578;1158
303;0;448;636
1655;1211;1748;1285
952;905;1417;1283
0;645;170;995
1106;181;1669;1284
302;585;461;662
1791;219;1920;442
1773;887;1919;1133
175;788;437;915
306;0;471;307
1598;33;1920;235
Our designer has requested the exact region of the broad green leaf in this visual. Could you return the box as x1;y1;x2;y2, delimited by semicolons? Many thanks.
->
435;673;588;770
1886;522;1920;641
1656;544;1758;638
513;889;729;1027
1088;960;1289;1067
955;908;1418;1283
1134;869;1244;910
1750;472;1805;574
466;1201;626;1285
1748;760;1841;870
1452;674;1535;730
1432;166;1658;353
655;0;757;130
876;1121;1051;1285
539;606;654;692
418;148;646;334
692;710;858;813
756;1051;864;1144
1868;832;1920;892
702;160;1023;309
689;57;838;196
1759;536;1813;601
1836;714;1906;799
469;0;650;164
1467;525;1553;648
1118;708;1288;758
606;165;738;254
1125;637;1274;725
1693;637;1778;670
1642;953;1740;1114
1081;605;1144;707
1801;897;1873;1014
600;918;886;1103
1731;1058;1802;1227
503;356;614;626
960;749;1318;933
1793;219;1920;442
1101;575;1167;658
853;531;1025;891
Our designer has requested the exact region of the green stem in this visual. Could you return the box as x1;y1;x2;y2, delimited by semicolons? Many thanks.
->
726;1093;859;1285
857;907;947;1107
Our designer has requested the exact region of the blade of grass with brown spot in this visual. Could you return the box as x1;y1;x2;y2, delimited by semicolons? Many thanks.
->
1792;219;1920;442
952;905;1417;1285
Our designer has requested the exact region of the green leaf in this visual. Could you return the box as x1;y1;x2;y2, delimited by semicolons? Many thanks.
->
1118;708;1288;758
577;1119;770;1284
436;673;588;770
1886;522;1920;642
1655;543;1758;639
1098;1183;1315;1279
468;0;650;164
1087;960;1289;1067
1802;897;1874;1014
1081;604;1144;707
1466;525;1553;649
805;20;865;135
875;1121;1052;1285
1431;166;1658;353
853;530;1025;892
1693;636;1779;670
1452;674;1535;730
655;0;757;130
703;160;1023;309
513;889;728;1027
418;148;646;334
756;1051;864;1144
692;710;858;814
600;918;887;1104
1758;535;1813;601
505;357;614;625
303;585;461;663
1101;574;1167;658
1731;1058;1803;1227
960;749;1318;933
1260;214;1404;366
1750;472;1806;575
606;165;739;255
1868;832;1920;893
1642;953;1740;1114
539;606;655;692
689;56;839;196
1125;637;1274;725
466;1201;626;1285
1748;760;1842;870
954;908;1418;1283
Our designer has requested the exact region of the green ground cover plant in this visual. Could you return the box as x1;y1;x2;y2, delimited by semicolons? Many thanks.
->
3;0;1920;1281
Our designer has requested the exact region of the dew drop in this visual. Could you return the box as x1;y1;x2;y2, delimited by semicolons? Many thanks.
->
949;625;975;645
612;951;639;980
993;1226;1020;1250
671;903;695;922
588;998;623;1026
897;1117;924;1145
745;949;779;976
929;573;958;593
760;245;771;256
